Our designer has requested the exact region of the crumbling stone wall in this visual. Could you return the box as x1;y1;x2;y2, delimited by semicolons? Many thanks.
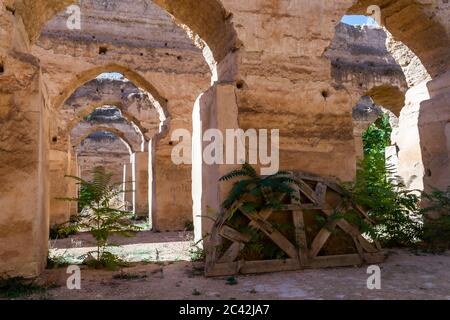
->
2;0;450;277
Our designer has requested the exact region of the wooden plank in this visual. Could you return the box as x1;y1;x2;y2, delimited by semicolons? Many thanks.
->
220;226;252;243
317;204;379;254
218;242;244;263
336;220;379;253
309;221;338;258
352;235;365;261
205;208;229;273
293;171;344;194
308;254;363;269
282;204;324;211
296;179;320;204
248;208;273;229
240;259;300;274
363;252;387;264
293;210;309;265
244;212;299;259
205;261;241;277
206;259;301;277
290;183;309;266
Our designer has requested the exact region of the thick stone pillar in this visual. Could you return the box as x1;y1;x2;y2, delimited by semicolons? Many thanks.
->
132;152;149;218
418;71;450;192
394;81;430;191
0;6;50;277
193;83;240;243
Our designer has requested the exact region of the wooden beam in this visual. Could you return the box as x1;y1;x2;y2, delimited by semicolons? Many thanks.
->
220;226;252;243
218;242;244;263
309;221;338;258
240;259;300;274
293;210;309;265
244;212;299;259
308;254;363;268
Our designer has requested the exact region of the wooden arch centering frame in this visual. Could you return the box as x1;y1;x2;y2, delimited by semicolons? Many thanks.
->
205;171;386;277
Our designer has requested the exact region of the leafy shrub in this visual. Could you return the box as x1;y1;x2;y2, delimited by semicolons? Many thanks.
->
189;245;206;262
62;166;141;270
342;114;422;247
220;163;297;216
49;221;79;240
421;187;450;252
46;251;70;269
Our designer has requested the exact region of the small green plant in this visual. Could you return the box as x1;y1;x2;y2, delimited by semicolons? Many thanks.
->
421;187;450;252
184;220;194;231
49;221;79;240
220;163;297;215
226;277;238;285
0;277;47;298
189;245;206;262
47;251;70;269
61;166;141;270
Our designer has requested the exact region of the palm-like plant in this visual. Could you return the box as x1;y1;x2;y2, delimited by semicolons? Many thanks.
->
220;163;297;216
62;166;140;269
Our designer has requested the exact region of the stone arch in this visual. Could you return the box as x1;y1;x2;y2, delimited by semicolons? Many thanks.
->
364;84;406;117
346;0;450;78
61;78;166;142
16;0;238;65
54;63;168;119
71;124;143;154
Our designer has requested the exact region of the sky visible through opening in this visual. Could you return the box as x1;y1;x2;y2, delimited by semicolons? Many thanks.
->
341;15;378;26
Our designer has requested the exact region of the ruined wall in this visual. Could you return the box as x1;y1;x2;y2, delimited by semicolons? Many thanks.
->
2;0;450;277
35;0;211;231
76;132;130;183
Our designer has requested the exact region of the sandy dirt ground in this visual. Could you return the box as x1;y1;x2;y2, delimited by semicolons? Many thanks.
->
20;249;450;300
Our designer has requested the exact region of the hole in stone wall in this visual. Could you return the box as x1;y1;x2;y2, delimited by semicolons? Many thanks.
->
0;63;4;74
426;169;432;177
236;80;247;90
5;5;15;15
99;46;108;55
321;90;330;99
52;136;58;143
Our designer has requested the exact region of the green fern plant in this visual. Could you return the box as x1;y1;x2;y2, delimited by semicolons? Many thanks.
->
61;166;141;270
342;114;422;247
220;163;297;216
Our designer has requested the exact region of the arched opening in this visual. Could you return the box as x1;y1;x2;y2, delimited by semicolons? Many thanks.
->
4;0;240;276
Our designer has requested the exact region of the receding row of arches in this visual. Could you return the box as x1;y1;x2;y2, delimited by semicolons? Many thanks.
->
1;0;450;278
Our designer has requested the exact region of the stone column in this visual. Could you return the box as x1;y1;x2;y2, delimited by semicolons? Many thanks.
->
49;149;72;225
122;162;133;210
395;81;430;191
68;151;79;217
417;71;450;192
193;83;241;243
132;152;149;218
0;7;49;276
